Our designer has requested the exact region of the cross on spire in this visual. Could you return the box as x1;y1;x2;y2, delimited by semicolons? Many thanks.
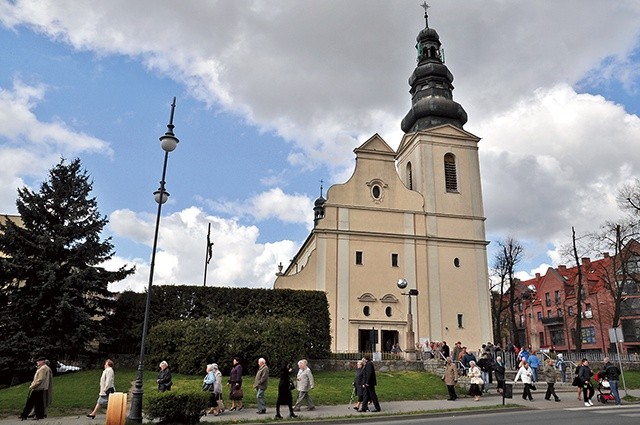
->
421;1;430;27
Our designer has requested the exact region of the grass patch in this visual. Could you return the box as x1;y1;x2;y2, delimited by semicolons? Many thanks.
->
1;368;638;419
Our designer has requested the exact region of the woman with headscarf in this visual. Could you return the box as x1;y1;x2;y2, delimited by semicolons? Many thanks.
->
468;360;483;401
274;361;297;419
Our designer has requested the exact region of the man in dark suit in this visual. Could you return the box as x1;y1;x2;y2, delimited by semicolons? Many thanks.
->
358;356;381;412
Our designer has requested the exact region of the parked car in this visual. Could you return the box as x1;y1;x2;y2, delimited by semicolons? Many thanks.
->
56;361;81;374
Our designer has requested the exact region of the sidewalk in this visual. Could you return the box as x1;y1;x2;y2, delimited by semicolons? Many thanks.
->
2;388;638;425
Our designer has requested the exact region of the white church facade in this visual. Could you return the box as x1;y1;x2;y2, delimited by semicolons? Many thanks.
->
274;10;492;354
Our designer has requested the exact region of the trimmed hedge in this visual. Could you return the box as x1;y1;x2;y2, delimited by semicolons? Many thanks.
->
144;389;208;424
146;316;309;376
102;286;331;365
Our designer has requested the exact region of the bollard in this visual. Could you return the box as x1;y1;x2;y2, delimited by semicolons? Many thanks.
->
105;392;127;425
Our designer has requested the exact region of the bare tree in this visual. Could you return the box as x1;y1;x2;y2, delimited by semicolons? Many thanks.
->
591;220;640;330
571;226;585;353
491;237;524;345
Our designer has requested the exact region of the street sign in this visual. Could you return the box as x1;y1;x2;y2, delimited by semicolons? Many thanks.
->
608;327;624;343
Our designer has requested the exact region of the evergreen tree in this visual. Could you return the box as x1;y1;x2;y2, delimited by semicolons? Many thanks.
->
0;158;134;374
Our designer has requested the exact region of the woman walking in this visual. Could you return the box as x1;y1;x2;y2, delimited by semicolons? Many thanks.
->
353;360;365;410
443;357;458;401
228;357;244;411
467;360;483;401
87;359;115;419
203;364;217;415
514;360;534;401
212;364;225;415
274;361;297;419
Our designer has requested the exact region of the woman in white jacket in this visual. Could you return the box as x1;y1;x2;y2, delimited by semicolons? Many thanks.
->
87;359;115;419
468;360;483;401
514;360;534;401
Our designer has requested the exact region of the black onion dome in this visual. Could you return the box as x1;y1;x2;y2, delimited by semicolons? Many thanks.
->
401;11;467;133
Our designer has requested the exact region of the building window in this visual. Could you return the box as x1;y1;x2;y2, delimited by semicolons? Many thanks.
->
518;302;523;312
539;332;545;346
519;314;525;327
547;309;552;317
585;303;592;313
363;306;370;316
385;306;393;317
444;153;458;192
537;311;542;321
545;292;551;307
406;162;413;190
579;286;586;300
550;329;565;345
372;185;381;199
557;308;563;317
457;313;464;328
356;251;363;265
453;257;460;268
568;306;574;316
554;290;561;304
391;253;399;267
581;327;596;344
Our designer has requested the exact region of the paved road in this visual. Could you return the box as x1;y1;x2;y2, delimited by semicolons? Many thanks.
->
2;387;638;424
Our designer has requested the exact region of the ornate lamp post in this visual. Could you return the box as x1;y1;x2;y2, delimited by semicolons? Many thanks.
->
397;278;419;361
128;97;180;422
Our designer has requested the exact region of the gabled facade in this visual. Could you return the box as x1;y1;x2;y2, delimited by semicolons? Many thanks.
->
274;10;492;354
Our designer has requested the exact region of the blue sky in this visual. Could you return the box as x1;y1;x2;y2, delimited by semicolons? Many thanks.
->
2;0;640;292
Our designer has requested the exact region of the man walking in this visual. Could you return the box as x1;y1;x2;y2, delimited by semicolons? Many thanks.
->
293;359;315;411
602;357;622;405
253;358;269;414
359;356;381;412
19;357;53;420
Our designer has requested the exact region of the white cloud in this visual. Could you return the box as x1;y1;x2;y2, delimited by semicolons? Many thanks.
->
480;84;638;248
207;188;313;226
107;206;298;291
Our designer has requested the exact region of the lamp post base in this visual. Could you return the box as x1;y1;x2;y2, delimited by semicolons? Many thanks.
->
128;382;144;423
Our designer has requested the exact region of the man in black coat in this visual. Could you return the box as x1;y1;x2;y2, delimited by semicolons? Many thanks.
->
358;356;381;412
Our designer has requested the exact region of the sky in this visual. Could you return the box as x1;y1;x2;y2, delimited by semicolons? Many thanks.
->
1;0;640;292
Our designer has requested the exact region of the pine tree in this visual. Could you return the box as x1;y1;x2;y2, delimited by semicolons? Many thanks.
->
0;158;134;374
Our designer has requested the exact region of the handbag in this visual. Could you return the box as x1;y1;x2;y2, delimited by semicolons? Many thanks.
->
289;379;295;390
106;387;115;394
202;382;214;391
571;376;581;387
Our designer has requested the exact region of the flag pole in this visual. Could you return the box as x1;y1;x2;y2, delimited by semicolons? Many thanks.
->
203;222;213;286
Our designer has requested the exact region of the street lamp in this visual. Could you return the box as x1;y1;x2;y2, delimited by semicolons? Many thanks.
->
397;279;419;361
128;97;180;423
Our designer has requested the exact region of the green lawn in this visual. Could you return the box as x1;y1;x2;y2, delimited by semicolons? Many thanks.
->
1;368;639;418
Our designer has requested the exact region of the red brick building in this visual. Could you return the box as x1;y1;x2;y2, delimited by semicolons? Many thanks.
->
516;244;640;355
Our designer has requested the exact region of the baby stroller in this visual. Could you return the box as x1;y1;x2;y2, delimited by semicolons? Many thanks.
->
594;372;615;404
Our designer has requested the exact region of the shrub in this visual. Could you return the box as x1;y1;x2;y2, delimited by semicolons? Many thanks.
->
146;316;308;376
144;389;207;424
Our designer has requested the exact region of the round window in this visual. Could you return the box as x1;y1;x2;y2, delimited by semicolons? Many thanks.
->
363;306;370;316
454;257;460;268
372;185;381;199
385;306;392;317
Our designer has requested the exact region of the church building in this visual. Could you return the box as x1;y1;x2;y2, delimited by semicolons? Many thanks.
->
274;10;492;355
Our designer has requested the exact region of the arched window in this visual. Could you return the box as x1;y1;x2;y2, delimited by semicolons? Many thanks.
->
444;153;458;192
406;162;413;190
